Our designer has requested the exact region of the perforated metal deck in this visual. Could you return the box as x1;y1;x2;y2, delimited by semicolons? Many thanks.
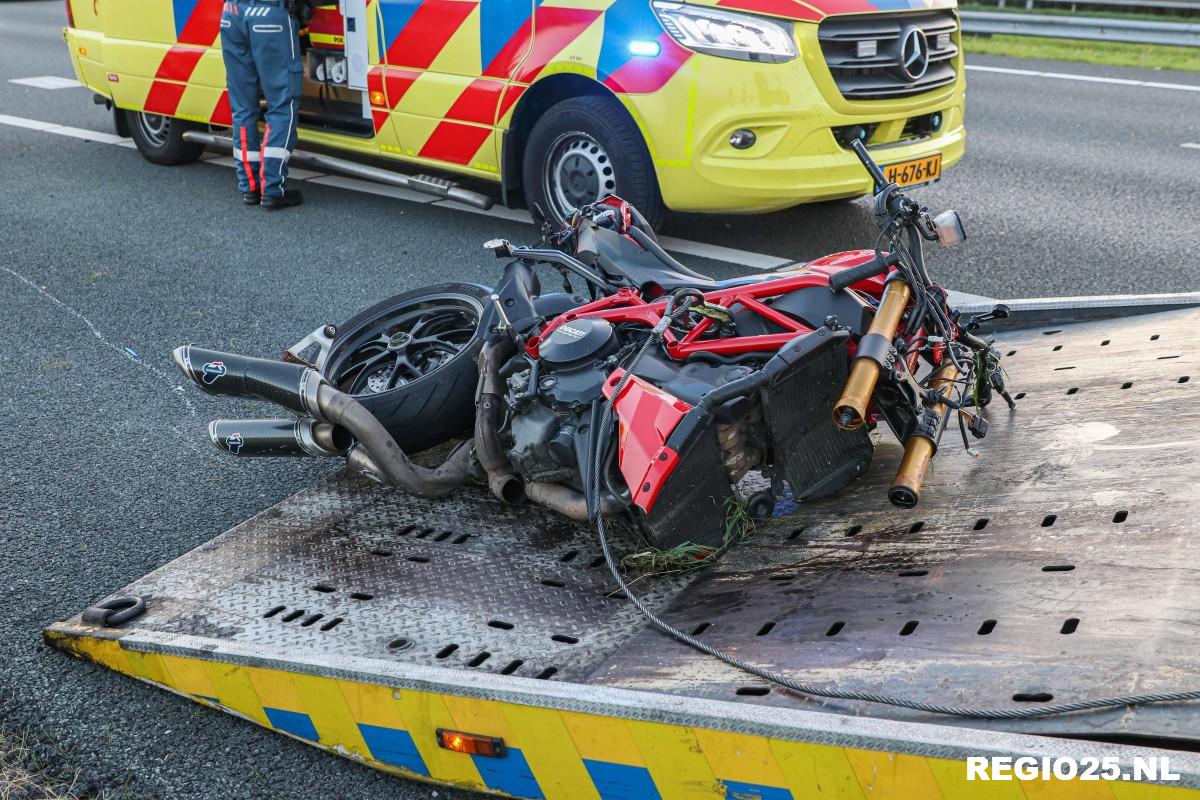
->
49;307;1200;754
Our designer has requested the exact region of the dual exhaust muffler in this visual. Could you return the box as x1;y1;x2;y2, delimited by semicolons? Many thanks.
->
173;344;471;497
208;418;351;458
177;344;348;458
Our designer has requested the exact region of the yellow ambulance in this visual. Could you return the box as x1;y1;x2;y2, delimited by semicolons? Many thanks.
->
63;0;965;224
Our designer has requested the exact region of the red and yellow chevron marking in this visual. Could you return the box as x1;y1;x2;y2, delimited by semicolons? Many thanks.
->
369;0;615;172
384;0;477;70
142;0;224;118
601;33;690;94
444;79;505;125
516;7;602;83
717;0;823;21
103;0;697;173
417;120;493;164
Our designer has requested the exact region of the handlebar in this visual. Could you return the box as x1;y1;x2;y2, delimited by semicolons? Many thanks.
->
850;139;889;193
828;252;900;293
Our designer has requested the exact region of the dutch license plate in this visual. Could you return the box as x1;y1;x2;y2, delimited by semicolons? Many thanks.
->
883;153;942;188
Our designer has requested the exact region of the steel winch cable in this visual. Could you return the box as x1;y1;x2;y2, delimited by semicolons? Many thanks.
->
587;312;1200;720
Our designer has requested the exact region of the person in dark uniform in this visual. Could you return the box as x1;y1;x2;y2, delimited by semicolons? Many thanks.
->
219;0;310;210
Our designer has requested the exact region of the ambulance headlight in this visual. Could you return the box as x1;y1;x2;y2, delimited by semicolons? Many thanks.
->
652;1;797;63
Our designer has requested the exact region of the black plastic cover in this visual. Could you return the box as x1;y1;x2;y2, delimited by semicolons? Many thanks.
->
760;331;873;501
771;285;874;336
539;318;616;367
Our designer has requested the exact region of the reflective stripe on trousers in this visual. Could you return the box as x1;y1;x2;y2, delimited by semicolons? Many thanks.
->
219;0;301;197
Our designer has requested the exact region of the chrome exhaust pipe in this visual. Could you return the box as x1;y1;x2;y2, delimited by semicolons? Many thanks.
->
475;340;526;504
208;418;351;457
316;384;473;496
525;483;622;521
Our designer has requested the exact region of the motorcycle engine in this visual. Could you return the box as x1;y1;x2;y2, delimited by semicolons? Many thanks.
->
504;316;767;491
506;318;619;485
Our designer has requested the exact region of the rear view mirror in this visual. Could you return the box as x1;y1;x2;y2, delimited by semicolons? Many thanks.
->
933;210;966;247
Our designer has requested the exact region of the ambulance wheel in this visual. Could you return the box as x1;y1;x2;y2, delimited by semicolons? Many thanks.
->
126;111;205;166
524;96;664;230
321;284;489;453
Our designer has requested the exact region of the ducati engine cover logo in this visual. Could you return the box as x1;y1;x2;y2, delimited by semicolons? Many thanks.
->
557;326;587;340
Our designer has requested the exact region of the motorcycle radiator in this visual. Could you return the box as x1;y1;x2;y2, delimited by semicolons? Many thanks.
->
609;330;872;551
762;330;873;503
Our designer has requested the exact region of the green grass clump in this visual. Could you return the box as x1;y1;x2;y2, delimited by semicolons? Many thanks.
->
963;33;1200;73
623;495;757;576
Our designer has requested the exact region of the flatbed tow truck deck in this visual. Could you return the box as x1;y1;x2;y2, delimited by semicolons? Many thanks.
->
46;301;1200;798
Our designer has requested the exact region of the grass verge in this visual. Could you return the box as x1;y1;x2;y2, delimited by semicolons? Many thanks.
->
0;731;81;800
962;2;1197;23
963;33;1200;73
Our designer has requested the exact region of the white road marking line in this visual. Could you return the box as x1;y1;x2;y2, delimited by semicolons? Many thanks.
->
45;124;129;145
658;235;793;271
0;111;798;270
278;166;325;181
0;113;130;144
0;114;59;131
1182;143;1200;150
431;198;535;223
946;289;1000;307
966;64;1200;93
8;76;83;90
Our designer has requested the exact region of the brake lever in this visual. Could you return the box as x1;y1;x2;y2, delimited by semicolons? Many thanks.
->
484;238;514;258
963;304;1011;333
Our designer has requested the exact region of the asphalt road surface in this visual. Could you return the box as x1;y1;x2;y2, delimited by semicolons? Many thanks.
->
1;0;1198;797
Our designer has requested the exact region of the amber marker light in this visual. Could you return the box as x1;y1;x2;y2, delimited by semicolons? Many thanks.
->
436;728;506;758
369;90;386;106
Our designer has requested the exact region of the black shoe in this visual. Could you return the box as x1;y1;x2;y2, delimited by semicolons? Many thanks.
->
242;191;261;205
261;189;304;211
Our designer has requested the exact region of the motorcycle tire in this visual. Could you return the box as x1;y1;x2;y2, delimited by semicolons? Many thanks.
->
322;283;490;454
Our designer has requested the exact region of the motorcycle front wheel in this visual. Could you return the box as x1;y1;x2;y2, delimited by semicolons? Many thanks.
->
322;283;490;453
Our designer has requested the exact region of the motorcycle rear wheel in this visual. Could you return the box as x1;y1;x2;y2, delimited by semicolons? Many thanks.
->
322;283;489;453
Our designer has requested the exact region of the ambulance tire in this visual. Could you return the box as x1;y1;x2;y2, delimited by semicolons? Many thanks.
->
322;283;490;454
524;96;664;230
126;111;205;166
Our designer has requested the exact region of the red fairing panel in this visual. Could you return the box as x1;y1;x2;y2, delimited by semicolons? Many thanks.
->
601;370;690;513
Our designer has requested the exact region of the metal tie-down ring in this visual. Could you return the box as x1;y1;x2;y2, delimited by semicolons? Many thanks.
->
81;596;146;627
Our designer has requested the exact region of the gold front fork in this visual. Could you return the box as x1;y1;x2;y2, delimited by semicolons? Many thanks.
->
889;362;959;509
833;279;912;430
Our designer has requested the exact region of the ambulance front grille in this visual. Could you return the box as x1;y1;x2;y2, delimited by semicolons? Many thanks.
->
818;11;959;101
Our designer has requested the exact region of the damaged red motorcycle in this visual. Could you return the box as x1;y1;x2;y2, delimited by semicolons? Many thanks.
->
174;141;1013;549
